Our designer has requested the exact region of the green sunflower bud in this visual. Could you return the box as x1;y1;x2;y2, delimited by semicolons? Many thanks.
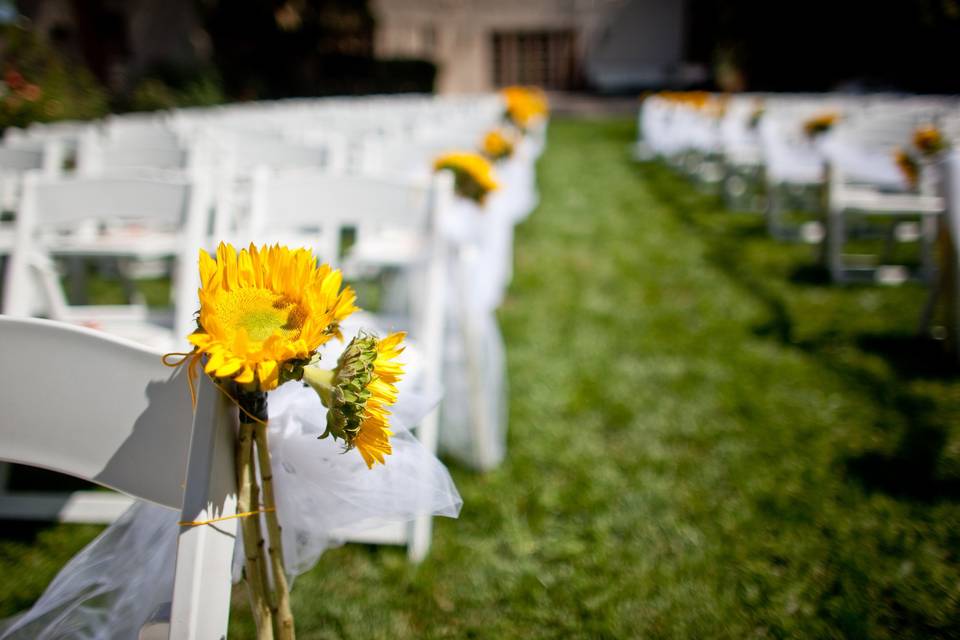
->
302;333;379;449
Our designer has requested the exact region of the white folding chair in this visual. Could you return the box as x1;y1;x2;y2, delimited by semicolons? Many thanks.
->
2;172;210;351
244;167;453;561
0;316;237;638
824;143;945;284
758;111;830;239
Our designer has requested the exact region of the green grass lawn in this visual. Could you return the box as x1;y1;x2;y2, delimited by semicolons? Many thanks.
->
3;117;960;638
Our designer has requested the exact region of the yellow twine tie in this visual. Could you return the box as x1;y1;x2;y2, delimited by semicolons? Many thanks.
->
162;351;200;409
162;351;269;426
178;506;275;527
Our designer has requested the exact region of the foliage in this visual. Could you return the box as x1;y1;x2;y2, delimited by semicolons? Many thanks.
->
3;119;960;638
688;0;960;92
126;64;226;112
0;24;108;131
200;0;434;98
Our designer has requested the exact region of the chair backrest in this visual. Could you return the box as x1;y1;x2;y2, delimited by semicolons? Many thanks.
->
215;127;335;174
245;167;436;266
362;135;485;178
0;317;194;505
0;140;65;211
0;146;45;172
2;172;209;341
0;316;238;638
76;128;189;175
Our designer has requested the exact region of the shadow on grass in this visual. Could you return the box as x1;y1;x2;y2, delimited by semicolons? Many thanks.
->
846;425;960;502
637;160;960;502
789;263;832;286
856;333;959;381
0;520;56;545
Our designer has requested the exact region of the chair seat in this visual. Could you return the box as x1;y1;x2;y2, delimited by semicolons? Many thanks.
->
0;489;134;522
329;520;407;545
838;187;944;215
44;229;181;259
347;231;426;267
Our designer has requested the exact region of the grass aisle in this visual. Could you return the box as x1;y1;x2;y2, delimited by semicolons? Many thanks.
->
2;118;960;638
277;118;960;637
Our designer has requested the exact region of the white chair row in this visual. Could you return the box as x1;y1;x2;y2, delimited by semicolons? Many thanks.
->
0;92;539;536
0;94;543;637
0;168;457;554
640;92;958;283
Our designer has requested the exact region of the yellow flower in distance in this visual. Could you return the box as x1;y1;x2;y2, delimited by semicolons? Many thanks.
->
188;242;359;391
303;332;406;468
434;151;500;204
803;112;840;138
913;125;948;157
482;128;515;161
502;85;549;130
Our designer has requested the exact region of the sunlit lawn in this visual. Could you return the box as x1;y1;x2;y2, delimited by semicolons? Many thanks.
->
3;117;960;638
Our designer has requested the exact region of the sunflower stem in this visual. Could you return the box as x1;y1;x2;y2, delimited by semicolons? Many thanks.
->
248;439;276;614
236;419;274;640
301;366;335;407
253;409;297;640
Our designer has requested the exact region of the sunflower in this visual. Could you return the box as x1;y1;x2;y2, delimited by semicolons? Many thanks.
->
803;112;840;139
502;85;549;130
434;151;500;204
186;242;358;392
302;332;405;468
482;128;515;161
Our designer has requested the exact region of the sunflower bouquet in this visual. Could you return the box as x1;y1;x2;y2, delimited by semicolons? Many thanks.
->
803;112;840;139
481;128;515;161
913;124;949;158
434;151;500;205
502;85;549;132
169;243;406;640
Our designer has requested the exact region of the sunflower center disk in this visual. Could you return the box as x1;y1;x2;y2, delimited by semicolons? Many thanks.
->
217;288;305;343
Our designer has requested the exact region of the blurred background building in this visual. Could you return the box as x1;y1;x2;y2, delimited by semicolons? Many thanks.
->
371;0;701;93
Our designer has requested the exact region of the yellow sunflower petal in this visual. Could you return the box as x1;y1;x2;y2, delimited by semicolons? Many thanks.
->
257;360;280;390
234;365;255;385
215;358;245;378
199;249;218;289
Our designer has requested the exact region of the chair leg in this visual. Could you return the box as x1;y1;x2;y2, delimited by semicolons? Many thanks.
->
918;281;940;335
455;246;497;471
827;207;847;283
766;182;784;239
921;215;939;284
462;310;491;470
407;515;433;564
880;223;897;266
